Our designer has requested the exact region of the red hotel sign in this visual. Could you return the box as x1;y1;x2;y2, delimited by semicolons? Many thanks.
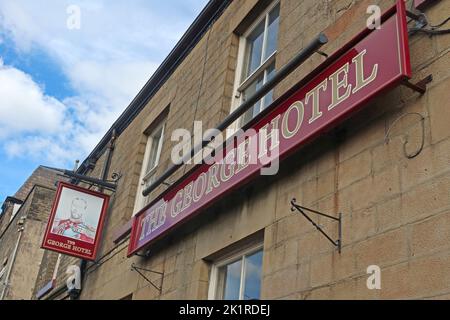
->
42;182;110;261
128;1;411;256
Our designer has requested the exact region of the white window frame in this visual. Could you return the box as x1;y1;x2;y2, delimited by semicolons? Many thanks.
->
133;121;166;215
228;1;280;137
0;257;7;281
208;243;264;300
0;266;6;280
9;203;21;222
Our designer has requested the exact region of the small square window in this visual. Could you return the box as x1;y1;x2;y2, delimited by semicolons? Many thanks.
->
209;245;263;300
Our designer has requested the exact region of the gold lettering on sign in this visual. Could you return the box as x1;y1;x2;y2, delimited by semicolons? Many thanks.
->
282;101;305;140
140;201;167;240
352;49;378;94
182;182;193;211
220;150;236;183
235;138;252;175
206;164;221;194
328;62;352;111
259;115;281;160
193;172;207;202
171;190;184;218
307;79;328;124
136;46;385;245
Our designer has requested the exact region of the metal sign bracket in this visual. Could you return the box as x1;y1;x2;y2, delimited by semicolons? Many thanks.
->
291;198;342;254
56;169;121;192
131;263;163;293
402;74;433;95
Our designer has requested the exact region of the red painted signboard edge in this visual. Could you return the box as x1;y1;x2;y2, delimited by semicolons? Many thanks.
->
41;181;110;261
128;0;411;257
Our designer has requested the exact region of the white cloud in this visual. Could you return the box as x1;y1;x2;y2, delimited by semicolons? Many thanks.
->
5;136;78;164
0;0;204;104
0;59;66;138
0;59;93;164
0;0;208;167
66;60;160;112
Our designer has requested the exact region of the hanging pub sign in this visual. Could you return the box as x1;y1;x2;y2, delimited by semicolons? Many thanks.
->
42;182;110;261
128;0;411;256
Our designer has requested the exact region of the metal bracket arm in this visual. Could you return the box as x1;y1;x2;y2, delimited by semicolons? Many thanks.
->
291;198;342;253
405;10;427;24
131;263;163;293
62;170;118;191
402;75;433;95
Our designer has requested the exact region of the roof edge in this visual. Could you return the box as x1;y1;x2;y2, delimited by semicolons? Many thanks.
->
77;0;232;174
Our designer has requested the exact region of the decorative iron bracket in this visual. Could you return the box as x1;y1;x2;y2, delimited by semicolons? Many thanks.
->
131;263;163;293
291;198;342;253
405;10;428;28
384;112;426;159
402;74;433;95
57;170;120;192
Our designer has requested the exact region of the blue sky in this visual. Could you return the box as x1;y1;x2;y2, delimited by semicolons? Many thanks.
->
0;0;209;203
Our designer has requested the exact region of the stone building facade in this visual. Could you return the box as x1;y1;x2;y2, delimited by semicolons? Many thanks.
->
0;166;62;300
34;0;450;300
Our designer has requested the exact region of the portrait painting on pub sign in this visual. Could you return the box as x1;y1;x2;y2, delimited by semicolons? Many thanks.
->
42;182;109;261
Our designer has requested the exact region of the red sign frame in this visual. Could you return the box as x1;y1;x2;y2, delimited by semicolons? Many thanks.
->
41;182;110;261
128;0;411;256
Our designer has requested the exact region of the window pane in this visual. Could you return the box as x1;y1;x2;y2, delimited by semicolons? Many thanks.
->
142;173;157;206
143;172;156;188
0;267;7;280
266;61;276;81
262;62;276;110
245;20;265;78
221;259;242;300
146;127;163;173
243;250;263;300
242;74;264;126
264;4;280;60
